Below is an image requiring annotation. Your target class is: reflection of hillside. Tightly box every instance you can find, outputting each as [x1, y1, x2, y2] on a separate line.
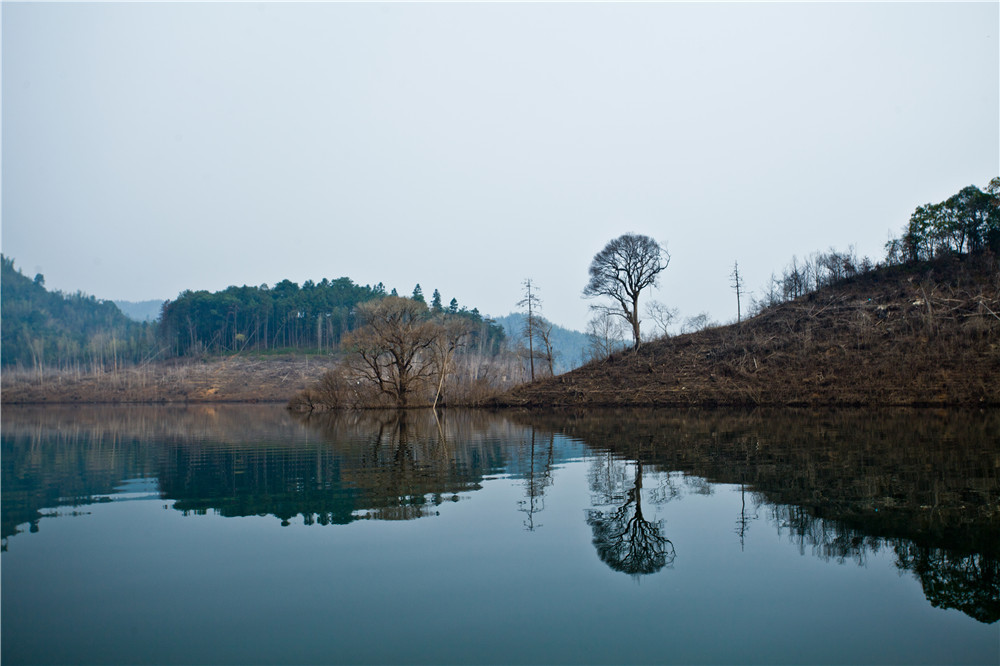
[5, 405, 996, 622]
[2, 407, 162, 543]
[516, 407, 1000, 622]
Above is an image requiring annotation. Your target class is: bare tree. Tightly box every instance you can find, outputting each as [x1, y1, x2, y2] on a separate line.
[583, 233, 669, 347]
[585, 311, 626, 361]
[681, 312, 716, 334]
[517, 278, 542, 381]
[644, 300, 678, 340]
[535, 317, 556, 376]
[731, 261, 745, 324]
[343, 296, 439, 408]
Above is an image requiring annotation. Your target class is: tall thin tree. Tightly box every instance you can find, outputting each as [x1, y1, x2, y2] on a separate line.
[731, 261, 745, 324]
[517, 279, 541, 381]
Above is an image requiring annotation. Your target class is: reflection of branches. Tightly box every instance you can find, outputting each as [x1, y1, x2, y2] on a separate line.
[519, 431, 555, 531]
[587, 462, 675, 575]
[649, 472, 682, 505]
[588, 452, 631, 505]
[734, 484, 761, 550]
[771, 504, 884, 564]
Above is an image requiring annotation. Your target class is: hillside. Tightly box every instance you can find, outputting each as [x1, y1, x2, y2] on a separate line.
[0, 256, 153, 369]
[497, 255, 1000, 407]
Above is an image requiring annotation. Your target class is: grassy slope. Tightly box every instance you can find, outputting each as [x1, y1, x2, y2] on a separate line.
[497, 255, 1000, 407]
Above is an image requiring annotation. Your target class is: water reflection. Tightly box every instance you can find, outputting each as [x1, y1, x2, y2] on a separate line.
[2, 405, 997, 623]
[518, 408, 1000, 621]
[587, 458, 676, 575]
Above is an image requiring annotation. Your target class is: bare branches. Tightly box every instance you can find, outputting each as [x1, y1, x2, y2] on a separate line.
[583, 233, 669, 347]
[344, 296, 440, 408]
[644, 300, 678, 341]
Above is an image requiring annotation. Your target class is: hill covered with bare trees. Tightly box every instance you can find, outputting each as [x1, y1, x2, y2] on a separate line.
[497, 253, 1000, 408]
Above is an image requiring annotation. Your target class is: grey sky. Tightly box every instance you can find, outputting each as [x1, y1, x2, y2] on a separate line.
[3, 2, 997, 332]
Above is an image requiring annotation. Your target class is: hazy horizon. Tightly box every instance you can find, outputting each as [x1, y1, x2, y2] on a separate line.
[3, 2, 997, 331]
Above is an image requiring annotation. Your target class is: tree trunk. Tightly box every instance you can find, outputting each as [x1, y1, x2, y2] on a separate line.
[631, 297, 641, 347]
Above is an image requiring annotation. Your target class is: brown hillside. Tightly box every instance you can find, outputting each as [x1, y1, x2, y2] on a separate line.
[497, 255, 1000, 407]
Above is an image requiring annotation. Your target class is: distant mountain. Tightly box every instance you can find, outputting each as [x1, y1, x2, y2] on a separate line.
[494, 313, 588, 374]
[114, 300, 165, 322]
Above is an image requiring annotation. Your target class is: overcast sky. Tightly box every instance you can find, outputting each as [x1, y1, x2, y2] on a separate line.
[3, 2, 997, 332]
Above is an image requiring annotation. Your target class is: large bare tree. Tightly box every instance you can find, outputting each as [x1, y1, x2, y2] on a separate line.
[344, 296, 439, 408]
[583, 233, 669, 347]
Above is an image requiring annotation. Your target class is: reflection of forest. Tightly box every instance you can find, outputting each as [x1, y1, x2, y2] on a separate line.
[1, 406, 558, 539]
[516, 408, 1000, 623]
[2, 406, 168, 543]
[3, 405, 997, 622]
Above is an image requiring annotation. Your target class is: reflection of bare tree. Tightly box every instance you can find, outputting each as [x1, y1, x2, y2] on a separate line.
[587, 460, 675, 575]
[350, 412, 444, 520]
[734, 483, 758, 550]
[518, 431, 555, 530]
[734, 440, 761, 550]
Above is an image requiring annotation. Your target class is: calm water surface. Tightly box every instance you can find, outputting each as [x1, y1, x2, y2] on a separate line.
[2, 405, 997, 665]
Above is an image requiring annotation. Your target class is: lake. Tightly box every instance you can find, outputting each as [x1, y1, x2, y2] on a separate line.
[2, 405, 997, 665]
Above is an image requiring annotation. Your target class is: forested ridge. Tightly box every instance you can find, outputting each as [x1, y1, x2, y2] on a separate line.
[1, 256, 504, 369]
[159, 280, 504, 357]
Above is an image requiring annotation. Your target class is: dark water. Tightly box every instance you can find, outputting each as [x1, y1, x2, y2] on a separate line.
[2, 405, 997, 665]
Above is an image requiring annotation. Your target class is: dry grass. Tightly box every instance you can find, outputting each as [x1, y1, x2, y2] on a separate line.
[1, 355, 329, 404]
[498, 254, 1000, 408]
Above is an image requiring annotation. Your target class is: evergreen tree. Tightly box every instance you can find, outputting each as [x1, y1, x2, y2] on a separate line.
[412, 284, 426, 303]
[431, 288, 443, 311]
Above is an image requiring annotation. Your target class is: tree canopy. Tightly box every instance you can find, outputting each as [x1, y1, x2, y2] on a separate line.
[889, 181, 999, 262]
[583, 233, 669, 347]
